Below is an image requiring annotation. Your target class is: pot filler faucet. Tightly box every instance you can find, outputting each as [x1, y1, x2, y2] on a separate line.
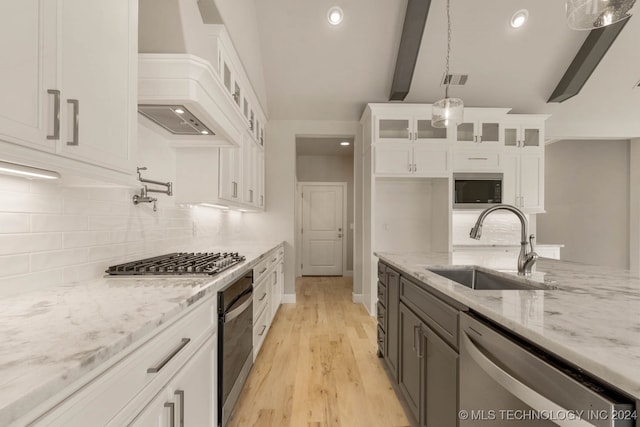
[469, 204, 538, 276]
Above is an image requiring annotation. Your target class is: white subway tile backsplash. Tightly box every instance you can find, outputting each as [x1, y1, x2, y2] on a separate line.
[0, 233, 63, 255]
[0, 213, 30, 233]
[0, 190, 63, 214]
[31, 248, 88, 271]
[0, 180, 254, 296]
[88, 242, 145, 262]
[31, 214, 88, 232]
[63, 231, 112, 248]
[0, 255, 29, 277]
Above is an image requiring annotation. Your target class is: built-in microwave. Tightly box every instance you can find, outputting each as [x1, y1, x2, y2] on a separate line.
[453, 173, 503, 209]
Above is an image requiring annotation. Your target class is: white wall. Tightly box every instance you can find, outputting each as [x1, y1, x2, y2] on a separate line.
[0, 124, 258, 297]
[630, 139, 640, 274]
[296, 154, 354, 271]
[212, 0, 268, 112]
[374, 179, 449, 253]
[538, 139, 630, 269]
[252, 120, 361, 299]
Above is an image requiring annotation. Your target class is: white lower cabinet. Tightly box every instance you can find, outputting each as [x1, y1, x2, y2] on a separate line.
[28, 296, 216, 427]
[252, 246, 285, 360]
[128, 334, 216, 427]
[502, 152, 544, 212]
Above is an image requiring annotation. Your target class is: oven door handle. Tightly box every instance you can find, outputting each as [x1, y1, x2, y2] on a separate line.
[225, 291, 253, 323]
[461, 332, 592, 427]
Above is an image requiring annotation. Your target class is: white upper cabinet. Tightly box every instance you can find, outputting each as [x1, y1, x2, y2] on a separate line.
[502, 115, 548, 150]
[452, 108, 509, 146]
[57, 0, 137, 173]
[502, 152, 545, 212]
[0, 0, 57, 152]
[376, 114, 448, 143]
[0, 0, 137, 178]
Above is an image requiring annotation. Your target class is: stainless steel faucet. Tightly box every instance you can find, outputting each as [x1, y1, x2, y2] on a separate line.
[469, 204, 538, 276]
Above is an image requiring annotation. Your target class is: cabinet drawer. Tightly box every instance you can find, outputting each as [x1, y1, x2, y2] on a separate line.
[253, 275, 270, 320]
[400, 278, 458, 349]
[253, 257, 270, 283]
[377, 262, 386, 281]
[453, 151, 500, 171]
[34, 296, 216, 427]
[376, 301, 386, 327]
[253, 302, 270, 360]
[377, 325, 385, 355]
[377, 281, 387, 306]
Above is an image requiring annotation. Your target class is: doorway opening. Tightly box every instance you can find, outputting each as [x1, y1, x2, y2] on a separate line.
[295, 136, 355, 279]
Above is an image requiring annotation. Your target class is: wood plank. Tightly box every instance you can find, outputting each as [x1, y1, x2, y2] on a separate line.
[228, 277, 410, 427]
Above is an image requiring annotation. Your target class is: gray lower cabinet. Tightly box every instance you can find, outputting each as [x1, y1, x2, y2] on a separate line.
[424, 326, 458, 427]
[399, 302, 422, 422]
[399, 301, 459, 427]
[385, 267, 400, 380]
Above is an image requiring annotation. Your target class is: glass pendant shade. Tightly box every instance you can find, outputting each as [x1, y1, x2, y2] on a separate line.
[566, 0, 635, 30]
[432, 97, 464, 128]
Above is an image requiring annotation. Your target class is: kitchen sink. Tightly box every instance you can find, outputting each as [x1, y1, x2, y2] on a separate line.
[427, 267, 551, 291]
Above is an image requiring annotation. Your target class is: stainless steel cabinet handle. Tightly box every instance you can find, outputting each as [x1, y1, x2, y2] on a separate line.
[468, 157, 488, 160]
[413, 325, 420, 354]
[259, 267, 267, 274]
[232, 181, 237, 198]
[338, 233, 343, 238]
[408, 163, 412, 172]
[259, 292, 267, 302]
[147, 338, 190, 373]
[164, 402, 175, 427]
[47, 90, 60, 140]
[260, 195, 264, 206]
[249, 189, 253, 203]
[174, 390, 184, 427]
[271, 257, 277, 263]
[258, 325, 267, 336]
[67, 99, 79, 146]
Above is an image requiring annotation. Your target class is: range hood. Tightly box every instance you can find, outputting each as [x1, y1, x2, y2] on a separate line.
[137, 0, 242, 147]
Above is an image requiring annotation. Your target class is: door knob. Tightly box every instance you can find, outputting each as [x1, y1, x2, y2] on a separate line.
[338, 234, 343, 238]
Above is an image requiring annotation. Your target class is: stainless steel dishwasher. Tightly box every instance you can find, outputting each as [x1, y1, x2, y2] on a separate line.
[460, 312, 635, 427]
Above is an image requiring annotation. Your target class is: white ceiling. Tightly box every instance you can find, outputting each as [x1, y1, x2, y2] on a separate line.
[253, 0, 640, 139]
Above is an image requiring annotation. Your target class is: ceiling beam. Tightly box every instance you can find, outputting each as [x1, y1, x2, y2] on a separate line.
[547, 18, 629, 103]
[389, 0, 432, 101]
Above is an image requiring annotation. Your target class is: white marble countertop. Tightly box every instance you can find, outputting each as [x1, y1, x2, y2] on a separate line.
[453, 243, 565, 248]
[0, 242, 283, 426]
[375, 251, 640, 401]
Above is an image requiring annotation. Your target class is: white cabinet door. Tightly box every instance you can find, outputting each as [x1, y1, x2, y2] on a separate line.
[242, 137, 257, 205]
[219, 146, 242, 202]
[501, 152, 544, 212]
[519, 154, 543, 211]
[501, 153, 519, 207]
[57, 0, 136, 173]
[130, 335, 216, 427]
[0, 0, 57, 151]
[376, 117, 411, 142]
[414, 117, 448, 143]
[256, 149, 265, 209]
[374, 144, 412, 175]
[412, 146, 449, 176]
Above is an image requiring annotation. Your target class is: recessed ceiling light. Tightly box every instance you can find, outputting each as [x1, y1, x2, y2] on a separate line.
[328, 6, 343, 25]
[510, 9, 529, 28]
[340, 141, 351, 146]
[201, 130, 209, 135]
[174, 108, 185, 114]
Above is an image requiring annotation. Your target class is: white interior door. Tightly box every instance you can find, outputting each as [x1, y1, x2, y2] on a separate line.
[301, 184, 344, 276]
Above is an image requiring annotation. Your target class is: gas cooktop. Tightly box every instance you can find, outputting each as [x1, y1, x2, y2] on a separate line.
[106, 252, 245, 276]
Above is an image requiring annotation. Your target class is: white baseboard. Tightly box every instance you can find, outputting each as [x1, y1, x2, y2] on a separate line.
[282, 294, 296, 304]
[351, 293, 364, 304]
[343, 270, 353, 277]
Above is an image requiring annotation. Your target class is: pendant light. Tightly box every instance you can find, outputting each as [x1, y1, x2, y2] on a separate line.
[432, 0, 463, 128]
[566, 0, 636, 30]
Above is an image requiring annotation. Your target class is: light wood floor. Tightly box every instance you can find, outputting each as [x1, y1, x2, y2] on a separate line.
[228, 276, 410, 427]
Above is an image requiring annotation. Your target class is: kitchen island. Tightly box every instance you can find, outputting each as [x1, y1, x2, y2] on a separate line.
[376, 251, 640, 403]
[0, 242, 283, 426]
